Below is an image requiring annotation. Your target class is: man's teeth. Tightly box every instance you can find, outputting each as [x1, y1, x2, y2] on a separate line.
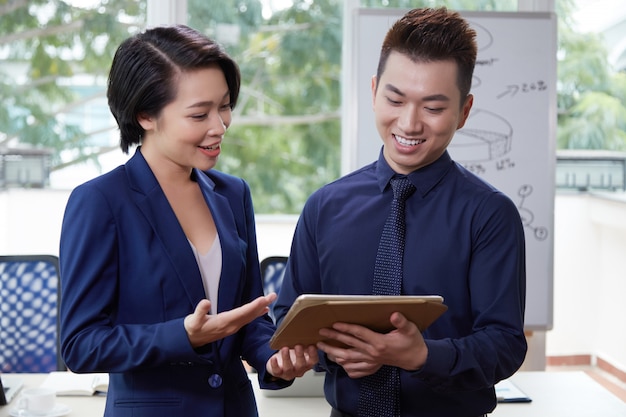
[395, 135, 424, 146]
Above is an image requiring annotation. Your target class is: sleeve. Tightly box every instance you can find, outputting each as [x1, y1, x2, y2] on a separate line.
[272, 194, 334, 372]
[415, 192, 527, 392]
[234, 179, 292, 389]
[59, 184, 203, 373]
[273, 193, 323, 327]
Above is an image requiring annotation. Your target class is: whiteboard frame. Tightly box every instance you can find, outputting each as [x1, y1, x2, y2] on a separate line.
[342, 8, 556, 330]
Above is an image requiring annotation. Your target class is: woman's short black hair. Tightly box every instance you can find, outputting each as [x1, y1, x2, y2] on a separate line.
[107, 25, 241, 153]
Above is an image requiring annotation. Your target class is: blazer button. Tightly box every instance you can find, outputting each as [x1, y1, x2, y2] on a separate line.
[208, 373, 223, 388]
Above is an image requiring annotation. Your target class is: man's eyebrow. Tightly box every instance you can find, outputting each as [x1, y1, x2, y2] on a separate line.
[423, 94, 450, 102]
[384, 83, 405, 97]
[383, 84, 450, 102]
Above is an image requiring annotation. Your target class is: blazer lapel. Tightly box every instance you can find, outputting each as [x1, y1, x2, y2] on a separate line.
[193, 169, 245, 314]
[125, 150, 205, 307]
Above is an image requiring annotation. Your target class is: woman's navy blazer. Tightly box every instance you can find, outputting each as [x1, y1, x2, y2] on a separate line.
[59, 148, 286, 417]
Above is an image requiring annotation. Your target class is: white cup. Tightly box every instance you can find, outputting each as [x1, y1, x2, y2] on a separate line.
[17, 387, 56, 416]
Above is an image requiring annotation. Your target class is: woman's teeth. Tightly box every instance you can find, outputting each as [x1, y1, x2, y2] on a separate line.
[394, 135, 424, 146]
[201, 144, 219, 150]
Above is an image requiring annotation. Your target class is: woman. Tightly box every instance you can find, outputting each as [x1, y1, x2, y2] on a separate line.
[59, 25, 317, 417]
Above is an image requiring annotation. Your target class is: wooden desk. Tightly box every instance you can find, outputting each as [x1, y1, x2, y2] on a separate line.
[2, 371, 625, 417]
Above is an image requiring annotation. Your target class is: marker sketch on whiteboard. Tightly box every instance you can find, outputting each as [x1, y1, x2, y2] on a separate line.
[517, 184, 549, 241]
[449, 109, 513, 163]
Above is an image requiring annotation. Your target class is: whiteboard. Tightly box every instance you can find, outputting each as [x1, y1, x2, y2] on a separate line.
[343, 9, 556, 330]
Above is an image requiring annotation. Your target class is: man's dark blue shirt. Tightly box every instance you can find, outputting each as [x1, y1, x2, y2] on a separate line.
[274, 150, 527, 417]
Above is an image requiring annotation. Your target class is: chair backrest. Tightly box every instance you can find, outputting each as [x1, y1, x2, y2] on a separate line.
[260, 256, 288, 321]
[0, 255, 65, 373]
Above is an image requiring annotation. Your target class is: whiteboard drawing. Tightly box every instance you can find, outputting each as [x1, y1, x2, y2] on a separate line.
[448, 21, 513, 164]
[517, 184, 549, 241]
[471, 21, 493, 52]
[449, 109, 513, 163]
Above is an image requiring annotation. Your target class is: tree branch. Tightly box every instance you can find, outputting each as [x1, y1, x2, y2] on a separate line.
[236, 111, 340, 126]
[0, 20, 85, 46]
[0, 0, 28, 18]
[257, 23, 312, 33]
[51, 145, 119, 171]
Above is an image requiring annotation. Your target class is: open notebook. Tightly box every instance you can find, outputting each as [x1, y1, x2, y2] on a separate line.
[41, 371, 108, 396]
[0, 374, 23, 405]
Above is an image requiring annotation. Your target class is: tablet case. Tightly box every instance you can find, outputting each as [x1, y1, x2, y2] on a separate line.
[270, 294, 447, 349]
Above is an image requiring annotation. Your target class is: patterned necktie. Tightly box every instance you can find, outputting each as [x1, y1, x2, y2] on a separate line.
[358, 176, 415, 417]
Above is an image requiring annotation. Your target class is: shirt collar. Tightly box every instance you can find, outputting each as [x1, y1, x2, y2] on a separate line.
[375, 147, 454, 197]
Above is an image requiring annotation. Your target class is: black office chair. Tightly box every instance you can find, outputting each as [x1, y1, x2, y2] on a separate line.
[260, 256, 288, 321]
[0, 255, 66, 372]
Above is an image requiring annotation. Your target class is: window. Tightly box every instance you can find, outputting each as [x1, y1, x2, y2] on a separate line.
[2, 1, 624, 212]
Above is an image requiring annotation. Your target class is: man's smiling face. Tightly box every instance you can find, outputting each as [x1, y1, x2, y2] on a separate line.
[372, 51, 473, 175]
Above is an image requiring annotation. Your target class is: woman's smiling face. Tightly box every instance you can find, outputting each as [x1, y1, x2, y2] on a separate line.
[372, 51, 473, 175]
[139, 65, 233, 173]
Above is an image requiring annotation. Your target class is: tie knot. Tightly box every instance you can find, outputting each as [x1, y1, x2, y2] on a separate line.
[390, 176, 415, 202]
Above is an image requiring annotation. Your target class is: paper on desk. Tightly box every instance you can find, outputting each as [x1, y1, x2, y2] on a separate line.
[495, 378, 532, 403]
[41, 371, 108, 396]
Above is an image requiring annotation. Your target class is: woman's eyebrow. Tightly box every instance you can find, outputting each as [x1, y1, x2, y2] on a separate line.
[186, 91, 230, 109]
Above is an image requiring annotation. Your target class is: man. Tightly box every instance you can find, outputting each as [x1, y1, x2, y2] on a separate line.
[274, 7, 527, 417]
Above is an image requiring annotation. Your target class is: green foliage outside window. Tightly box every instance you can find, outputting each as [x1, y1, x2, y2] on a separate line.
[1, 0, 625, 213]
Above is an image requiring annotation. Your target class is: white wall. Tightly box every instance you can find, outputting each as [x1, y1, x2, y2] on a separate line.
[255, 214, 298, 261]
[0, 189, 69, 256]
[547, 193, 626, 370]
[2, 188, 625, 374]
[548, 194, 599, 355]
